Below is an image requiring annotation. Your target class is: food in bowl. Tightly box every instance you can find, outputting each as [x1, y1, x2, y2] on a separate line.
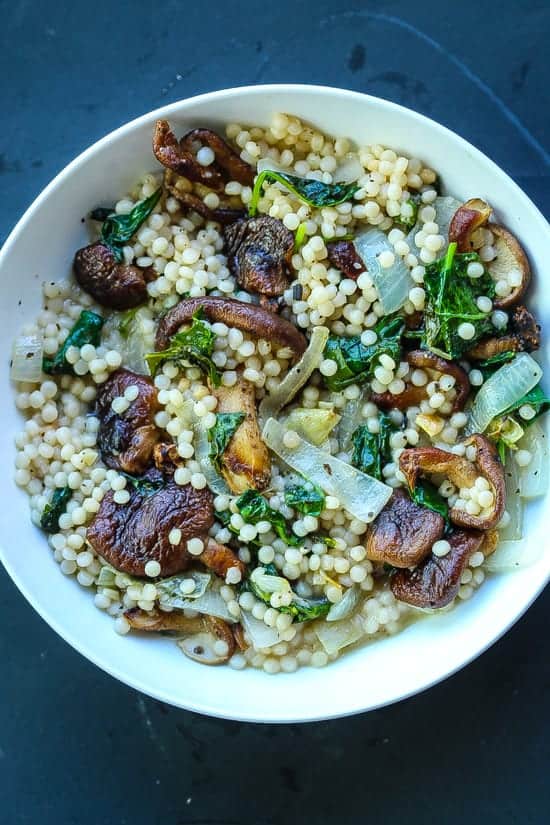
[10, 111, 548, 674]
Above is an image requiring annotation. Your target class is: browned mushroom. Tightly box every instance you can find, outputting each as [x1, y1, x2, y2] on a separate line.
[87, 469, 214, 577]
[390, 528, 485, 608]
[399, 434, 506, 531]
[73, 241, 156, 310]
[125, 608, 236, 664]
[326, 240, 366, 280]
[371, 350, 470, 413]
[180, 128, 255, 186]
[467, 305, 540, 360]
[155, 296, 307, 356]
[96, 369, 161, 474]
[211, 378, 271, 493]
[365, 489, 445, 568]
[201, 538, 247, 581]
[448, 198, 493, 252]
[164, 169, 246, 225]
[224, 216, 294, 297]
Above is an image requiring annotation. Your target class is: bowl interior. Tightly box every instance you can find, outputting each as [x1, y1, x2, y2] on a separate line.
[1, 85, 549, 722]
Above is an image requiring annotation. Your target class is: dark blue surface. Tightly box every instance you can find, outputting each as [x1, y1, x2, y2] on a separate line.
[1, 1, 549, 823]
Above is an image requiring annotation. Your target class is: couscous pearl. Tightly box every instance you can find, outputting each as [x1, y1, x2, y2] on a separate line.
[187, 537, 204, 556]
[457, 322, 476, 340]
[432, 539, 451, 558]
[514, 450, 532, 467]
[144, 560, 161, 577]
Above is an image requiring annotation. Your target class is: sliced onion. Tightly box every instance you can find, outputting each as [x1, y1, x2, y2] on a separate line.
[193, 417, 231, 496]
[259, 326, 329, 422]
[334, 153, 363, 183]
[250, 567, 292, 596]
[519, 420, 549, 499]
[406, 195, 461, 255]
[240, 609, 282, 648]
[173, 589, 236, 623]
[499, 454, 523, 541]
[326, 586, 361, 622]
[156, 572, 211, 607]
[466, 353, 543, 434]
[284, 407, 340, 446]
[353, 229, 413, 313]
[337, 388, 368, 450]
[256, 157, 289, 175]
[314, 615, 363, 654]
[262, 417, 392, 523]
[485, 540, 542, 572]
[11, 334, 44, 382]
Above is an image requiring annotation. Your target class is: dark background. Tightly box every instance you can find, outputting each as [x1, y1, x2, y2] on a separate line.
[1, 1, 549, 823]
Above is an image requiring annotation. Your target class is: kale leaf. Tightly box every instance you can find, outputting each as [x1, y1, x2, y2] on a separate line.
[284, 482, 325, 516]
[393, 193, 421, 231]
[145, 309, 221, 385]
[350, 412, 396, 481]
[423, 242, 495, 359]
[249, 170, 359, 217]
[42, 310, 104, 375]
[208, 412, 246, 472]
[409, 480, 450, 524]
[323, 314, 405, 391]
[120, 472, 164, 496]
[246, 563, 330, 623]
[40, 486, 72, 533]
[100, 188, 162, 262]
[236, 489, 302, 547]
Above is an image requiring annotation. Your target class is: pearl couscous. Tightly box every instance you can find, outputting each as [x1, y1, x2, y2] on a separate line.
[10, 113, 547, 674]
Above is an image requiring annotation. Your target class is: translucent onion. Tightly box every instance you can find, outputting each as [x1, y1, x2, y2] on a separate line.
[10, 334, 44, 383]
[406, 195, 462, 256]
[326, 586, 361, 622]
[172, 589, 236, 623]
[156, 572, 211, 607]
[240, 609, 282, 648]
[466, 353, 543, 434]
[336, 388, 368, 450]
[314, 615, 363, 654]
[334, 153, 363, 183]
[485, 540, 542, 572]
[250, 567, 292, 596]
[353, 229, 413, 313]
[519, 420, 549, 500]
[262, 417, 392, 523]
[499, 454, 523, 541]
[259, 326, 329, 422]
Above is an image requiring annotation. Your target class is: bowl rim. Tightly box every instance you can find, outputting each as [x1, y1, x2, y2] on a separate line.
[1, 83, 549, 723]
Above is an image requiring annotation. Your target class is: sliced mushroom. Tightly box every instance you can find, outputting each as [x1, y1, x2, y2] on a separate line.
[211, 378, 271, 494]
[155, 296, 307, 356]
[73, 241, 156, 309]
[201, 538, 247, 581]
[448, 198, 493, 252]
[326, 240, 366, 280]
[96, 369, 161, 474]
[371, 350, 470, 413]
[153, 441, 182, 473]
[164, 169, 246, 225]
[399, 434, 506, 531]
[488, 224, 531, 309]
[179, 128, 255, 186]
[125, 608, 235, 664]
[87, 471, 214, 576]
[365, 489, 445, 568]
[224, 216, 294, 296]
[467, 305, 540, 360]
[390, 528, 485, 608]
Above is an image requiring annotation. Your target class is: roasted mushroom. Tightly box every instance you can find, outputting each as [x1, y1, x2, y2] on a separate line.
[467, 305, 540, 360]
[371, 350, 470, 413]
[155, 296, 307, 356]
[390, 528, 485, 609]
[87, 469, 214, 577]
[399, 434, 505, 531]
[73, 241, 156, 310]
[201, 538, 247, 581]
[224, 216, 294, 297]
[365, 489, 445, 568]
[125, 608, 236, 664]
[326, 240, 366, 280]
[96, 369, 161, 474]
[211, 378, 271, 494]
[164, 169, 246, 225]
[449, 198, 531, 309]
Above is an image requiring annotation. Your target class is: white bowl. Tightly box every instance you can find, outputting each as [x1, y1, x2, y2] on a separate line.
[1, 84, 549, 722]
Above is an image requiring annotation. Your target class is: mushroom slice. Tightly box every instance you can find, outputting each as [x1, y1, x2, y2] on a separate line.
[201, 539, 247, 581]
[224, 216, 294, 297]
[164, 169, 246, 225]
[177, 616, 236, 665]
[467, 305, 540, 360]
[180, 128, 255, 186]
[448, 198, 493, 252]
[96, 369, 161, 474]
[391, 528, 484, 608]
[211, 378, 271, 494]
[371, 350, 470, 413]
[365, 489, 445, 568]
[153, 441, 183, 473]
[488, 225, 531, 309]
[153, 120, 224, 191]
[125, 606, 202, 632]
[326, 240, 366, 280]
[155, 296, 307, 357]
[399, 434, 506, 531]
[87, 473, 214, 577]
[73, 241, 156, 309]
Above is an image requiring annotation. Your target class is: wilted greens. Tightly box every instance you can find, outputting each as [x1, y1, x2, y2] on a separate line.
[409, 480, 449, 524]
[208, 412, 246, 472]
[99, 188, 162, 262]
[351, 412, 396, 481]
[145, 309, 221, 385]
[246, 563, 330, 622]
[42, 310, 104, 375]
[40, 486, 72, 533]
[236, 489, 302, 547]
[323, 314, 404, 391]
[284, 482, 325, 516]
[249, 170, 359, 217]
